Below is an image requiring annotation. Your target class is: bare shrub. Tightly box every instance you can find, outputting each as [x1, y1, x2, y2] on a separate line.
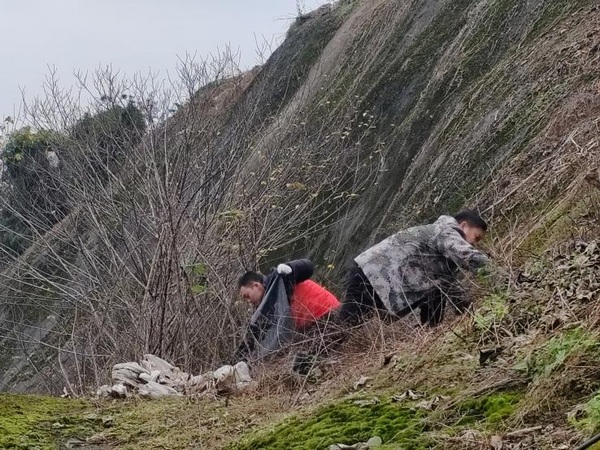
[0, 49, 385, 393]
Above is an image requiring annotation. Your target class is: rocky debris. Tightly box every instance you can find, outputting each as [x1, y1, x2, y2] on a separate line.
[211, 362, 253, 393]
[568, 404, 587, 421]
[141, 354, 175, 374]
[413, 394, 450, 411]
[490, 434, 503, 450]
[138, 381, 180, 399]
[353, 397, 380, 407]
[96, 383, 128, 399]
[112, 362, 149, 387]
[391, 389, 447, 411]
[329, 436, 382, 450]
[392, 389, 425, 402]
[97, 354, 252, 399]
[353, 375, 371, 390]
[86, 432, 109, 445]
[64, 438, 86, 449]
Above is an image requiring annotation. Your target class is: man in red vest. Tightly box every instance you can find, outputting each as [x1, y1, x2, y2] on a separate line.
[238, 259, 340, 332]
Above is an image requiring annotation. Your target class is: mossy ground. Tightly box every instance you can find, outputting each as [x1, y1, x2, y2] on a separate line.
[0, 391, 301, 449]
[0, 334, 528, 450]
[229, 367, 526, 450]
[230, 398, 430, 450]
[456, 392, 522, 427]
[0, 310, 592, 450]
[0, 394, 100, 449]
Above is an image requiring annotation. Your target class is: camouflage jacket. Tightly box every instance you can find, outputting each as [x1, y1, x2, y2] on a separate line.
[354, 215, 489, 314]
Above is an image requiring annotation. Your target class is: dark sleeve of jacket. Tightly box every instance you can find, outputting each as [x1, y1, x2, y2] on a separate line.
[233, 335, 254, 363]
[286, 259, 314, 284]
[436, 227, 489, 272]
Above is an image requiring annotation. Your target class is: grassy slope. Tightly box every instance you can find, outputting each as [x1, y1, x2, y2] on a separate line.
[4, 216, 600, 448]
[2, 225, 600, 450]
[2, 0, 600, 448]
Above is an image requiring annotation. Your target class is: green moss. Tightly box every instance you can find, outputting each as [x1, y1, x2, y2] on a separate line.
[517, 197, 592, 257]
[459, 0, 523, 83]
[0, 394, 99, 449]
[573, 388, 600, 434]
[527, 0, 593, 42]
[230, 398, 432, 450]
[457, 392, 523, 427]
[575, 392, 600, 433]
[102, 397, 213, 449]
[474, 293, 509, 333]
[515, 327, 600, 380]
[232, 388, 529, 450]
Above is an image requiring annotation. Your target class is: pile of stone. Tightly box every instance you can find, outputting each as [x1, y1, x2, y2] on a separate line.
[96, 354, 252, 399]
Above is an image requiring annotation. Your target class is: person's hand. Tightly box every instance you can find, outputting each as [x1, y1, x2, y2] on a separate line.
[277, 264, 292, 275]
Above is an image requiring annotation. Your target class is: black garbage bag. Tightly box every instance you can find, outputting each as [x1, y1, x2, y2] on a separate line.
[236, 273, 297, 360]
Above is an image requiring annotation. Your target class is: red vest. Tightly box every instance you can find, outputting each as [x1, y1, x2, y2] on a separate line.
[290, 280, 340, 330]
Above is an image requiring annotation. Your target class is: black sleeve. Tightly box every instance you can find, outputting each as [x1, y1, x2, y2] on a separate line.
[233, 339, 249, 362]
[233, 332, 256, 363]
[286, 259, 314, 284]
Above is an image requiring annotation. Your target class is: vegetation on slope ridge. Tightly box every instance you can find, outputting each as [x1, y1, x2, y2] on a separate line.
[1, 0, 600, 448]
[2, 230, 600, 447]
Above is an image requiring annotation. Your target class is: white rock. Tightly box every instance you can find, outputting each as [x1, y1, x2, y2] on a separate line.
[366, 436, 382, 447]
[46, 150, 59, 168]
[96, 385, 112, 398]
[353, 376, 371, 390]
[138, 380, 182, 399]
[212, 365, 232, 379]
[150, 370, 161, 382]
[141, 354, 176, 373]
[138, 372, 152, 383]
[111, 384, 128, 398]
[188, 374, 207, 388]
[112, 362, 150, 387]
[490, 435, 503, 450]
[100, 356, 251, 400]
[213, 361, 252, 392]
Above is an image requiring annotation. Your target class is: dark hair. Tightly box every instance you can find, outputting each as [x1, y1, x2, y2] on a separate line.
[238, 271, 263, 288]
[454, 210, 488, 231]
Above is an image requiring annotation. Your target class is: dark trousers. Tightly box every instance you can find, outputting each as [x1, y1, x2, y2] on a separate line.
[417, 282, 470, 326]
[418, 292, 446, 326]
[338, 265, 386, 326]
[339, 265, 467, 327]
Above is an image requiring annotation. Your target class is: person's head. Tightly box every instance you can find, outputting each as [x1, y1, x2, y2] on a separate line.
[454, 210, 488, 245]
[238, 271, 265, 307]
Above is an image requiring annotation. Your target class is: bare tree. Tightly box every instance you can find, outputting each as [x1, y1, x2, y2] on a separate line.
[0, 48, 385, 393]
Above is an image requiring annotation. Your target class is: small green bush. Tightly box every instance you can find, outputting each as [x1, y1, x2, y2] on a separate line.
[474, 293, 509, 332]
[514, 327, 599, 379]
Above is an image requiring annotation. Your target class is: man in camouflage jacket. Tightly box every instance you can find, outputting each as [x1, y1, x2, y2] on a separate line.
[339, 210, 489, 326]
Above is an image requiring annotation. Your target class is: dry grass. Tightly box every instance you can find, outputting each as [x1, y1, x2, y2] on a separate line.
[2, 1, 600, 448]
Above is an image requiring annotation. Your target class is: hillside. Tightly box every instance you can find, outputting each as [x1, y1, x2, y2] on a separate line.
[1, 0, 600, 448]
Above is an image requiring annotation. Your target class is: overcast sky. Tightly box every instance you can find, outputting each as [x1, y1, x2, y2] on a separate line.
[1, 0, 329, 122]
